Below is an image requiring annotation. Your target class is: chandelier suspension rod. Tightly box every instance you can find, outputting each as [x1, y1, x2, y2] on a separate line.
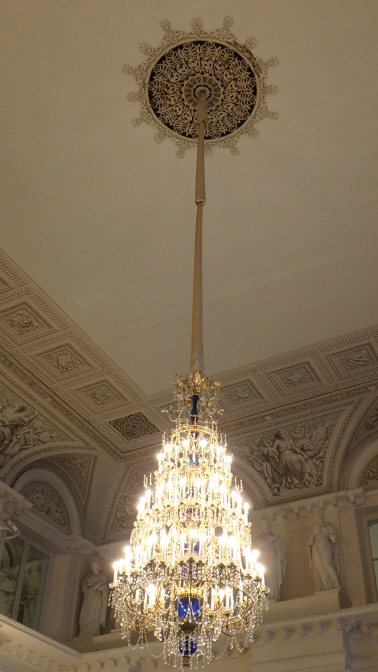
[190, 89, 208, 374]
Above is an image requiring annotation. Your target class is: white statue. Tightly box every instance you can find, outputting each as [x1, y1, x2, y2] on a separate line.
[258, 517, 287, 601]
[308, 511, 340, 592]
[79, 561, 109, 637]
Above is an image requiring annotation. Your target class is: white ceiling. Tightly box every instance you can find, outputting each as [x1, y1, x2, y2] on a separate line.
[1, 0, 378, 395]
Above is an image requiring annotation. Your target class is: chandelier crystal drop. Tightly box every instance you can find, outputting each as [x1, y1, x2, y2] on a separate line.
[111, 62, 269, 669]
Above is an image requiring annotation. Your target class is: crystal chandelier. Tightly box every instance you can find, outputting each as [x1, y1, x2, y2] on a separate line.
[111, 26, 271, 669]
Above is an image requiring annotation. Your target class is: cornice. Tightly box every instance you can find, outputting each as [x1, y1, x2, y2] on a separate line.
[1, 249, 378, 511]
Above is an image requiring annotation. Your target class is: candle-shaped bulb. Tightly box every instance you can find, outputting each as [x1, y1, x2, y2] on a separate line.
[146, 489, 151, 509]
[113, 561, 119, 584]
[243, 502, 250, 521]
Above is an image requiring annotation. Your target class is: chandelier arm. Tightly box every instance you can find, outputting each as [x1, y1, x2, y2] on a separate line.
[190, 90, 208, 375]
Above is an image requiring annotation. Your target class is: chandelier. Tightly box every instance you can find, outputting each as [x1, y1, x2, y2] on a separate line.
[110, 18, 277, 669]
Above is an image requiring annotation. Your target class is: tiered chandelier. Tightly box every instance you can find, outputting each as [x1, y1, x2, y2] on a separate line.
[111, 19, 275, 669]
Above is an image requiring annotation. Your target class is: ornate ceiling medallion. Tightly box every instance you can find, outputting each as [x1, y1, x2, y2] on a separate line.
[123, 17, 279, 157]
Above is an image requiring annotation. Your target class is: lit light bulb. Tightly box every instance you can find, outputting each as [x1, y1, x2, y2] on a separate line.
[112, 561, 119, 584]
[243, 502, 250, 521]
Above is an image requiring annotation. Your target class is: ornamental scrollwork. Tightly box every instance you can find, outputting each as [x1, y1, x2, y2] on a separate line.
[21, 482, 70, 531]
[110, 469, 146, 534]
[109, 412, 159, 441]
[123, 17, 278, 157]
[361, 456, 378, 485]
[1, 308, 41, 336]
[51, 455, 93, 499]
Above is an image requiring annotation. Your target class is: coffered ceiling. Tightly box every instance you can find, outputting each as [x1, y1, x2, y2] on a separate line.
[1, 0, 378, 396]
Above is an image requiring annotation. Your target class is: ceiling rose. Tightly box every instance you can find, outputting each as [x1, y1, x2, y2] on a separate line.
[123, 17, 279, 157]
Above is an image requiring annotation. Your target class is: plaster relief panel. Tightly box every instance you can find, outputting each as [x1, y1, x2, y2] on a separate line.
[342, 395, 378, 452]
[109, 412, 160, 441]
[237, 411, 339, 497]
[329, 344, 378, 379]
[103, 464, 155, 542]
[20, 481, 71, 532]
[36, 344, 92, 378]
[47, 454, 95, 504]
[77, 381, 128, 408]
[0, 387, 67, 472]
[364, 405, 378, 432]
[0, 303, 51, 341]
[268, 362, 321, 394]
[361, 456, 378, 486]
[221, 380, 263, 407]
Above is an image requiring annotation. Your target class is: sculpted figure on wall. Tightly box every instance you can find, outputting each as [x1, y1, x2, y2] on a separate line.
[0, 391, 64, 468]
[241, 414, 337, 496]
[258, 518, 287, 601]
[0, 517, 19, 540]
[79, 561, 109, 637]
[308, 511, 341, 592]
[0, 401, 37, 464]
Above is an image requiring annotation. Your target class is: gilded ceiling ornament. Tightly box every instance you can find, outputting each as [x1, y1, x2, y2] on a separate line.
[123, 17, 279, 157]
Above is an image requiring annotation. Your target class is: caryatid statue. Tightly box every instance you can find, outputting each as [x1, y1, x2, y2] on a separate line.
[308, 510, 341, 592]
[79, 561, 109, 637]
[258, 517, 287, 601]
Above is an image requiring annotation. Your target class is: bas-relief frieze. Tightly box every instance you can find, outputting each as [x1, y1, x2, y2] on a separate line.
[0, 352, 114, 462]
[237, 412, 338, 496]
[20, 481, 70, 532]
[0, 387, 67, 472]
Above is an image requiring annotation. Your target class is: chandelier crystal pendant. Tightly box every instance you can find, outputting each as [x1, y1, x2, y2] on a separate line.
[111, 42, 269, 669]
